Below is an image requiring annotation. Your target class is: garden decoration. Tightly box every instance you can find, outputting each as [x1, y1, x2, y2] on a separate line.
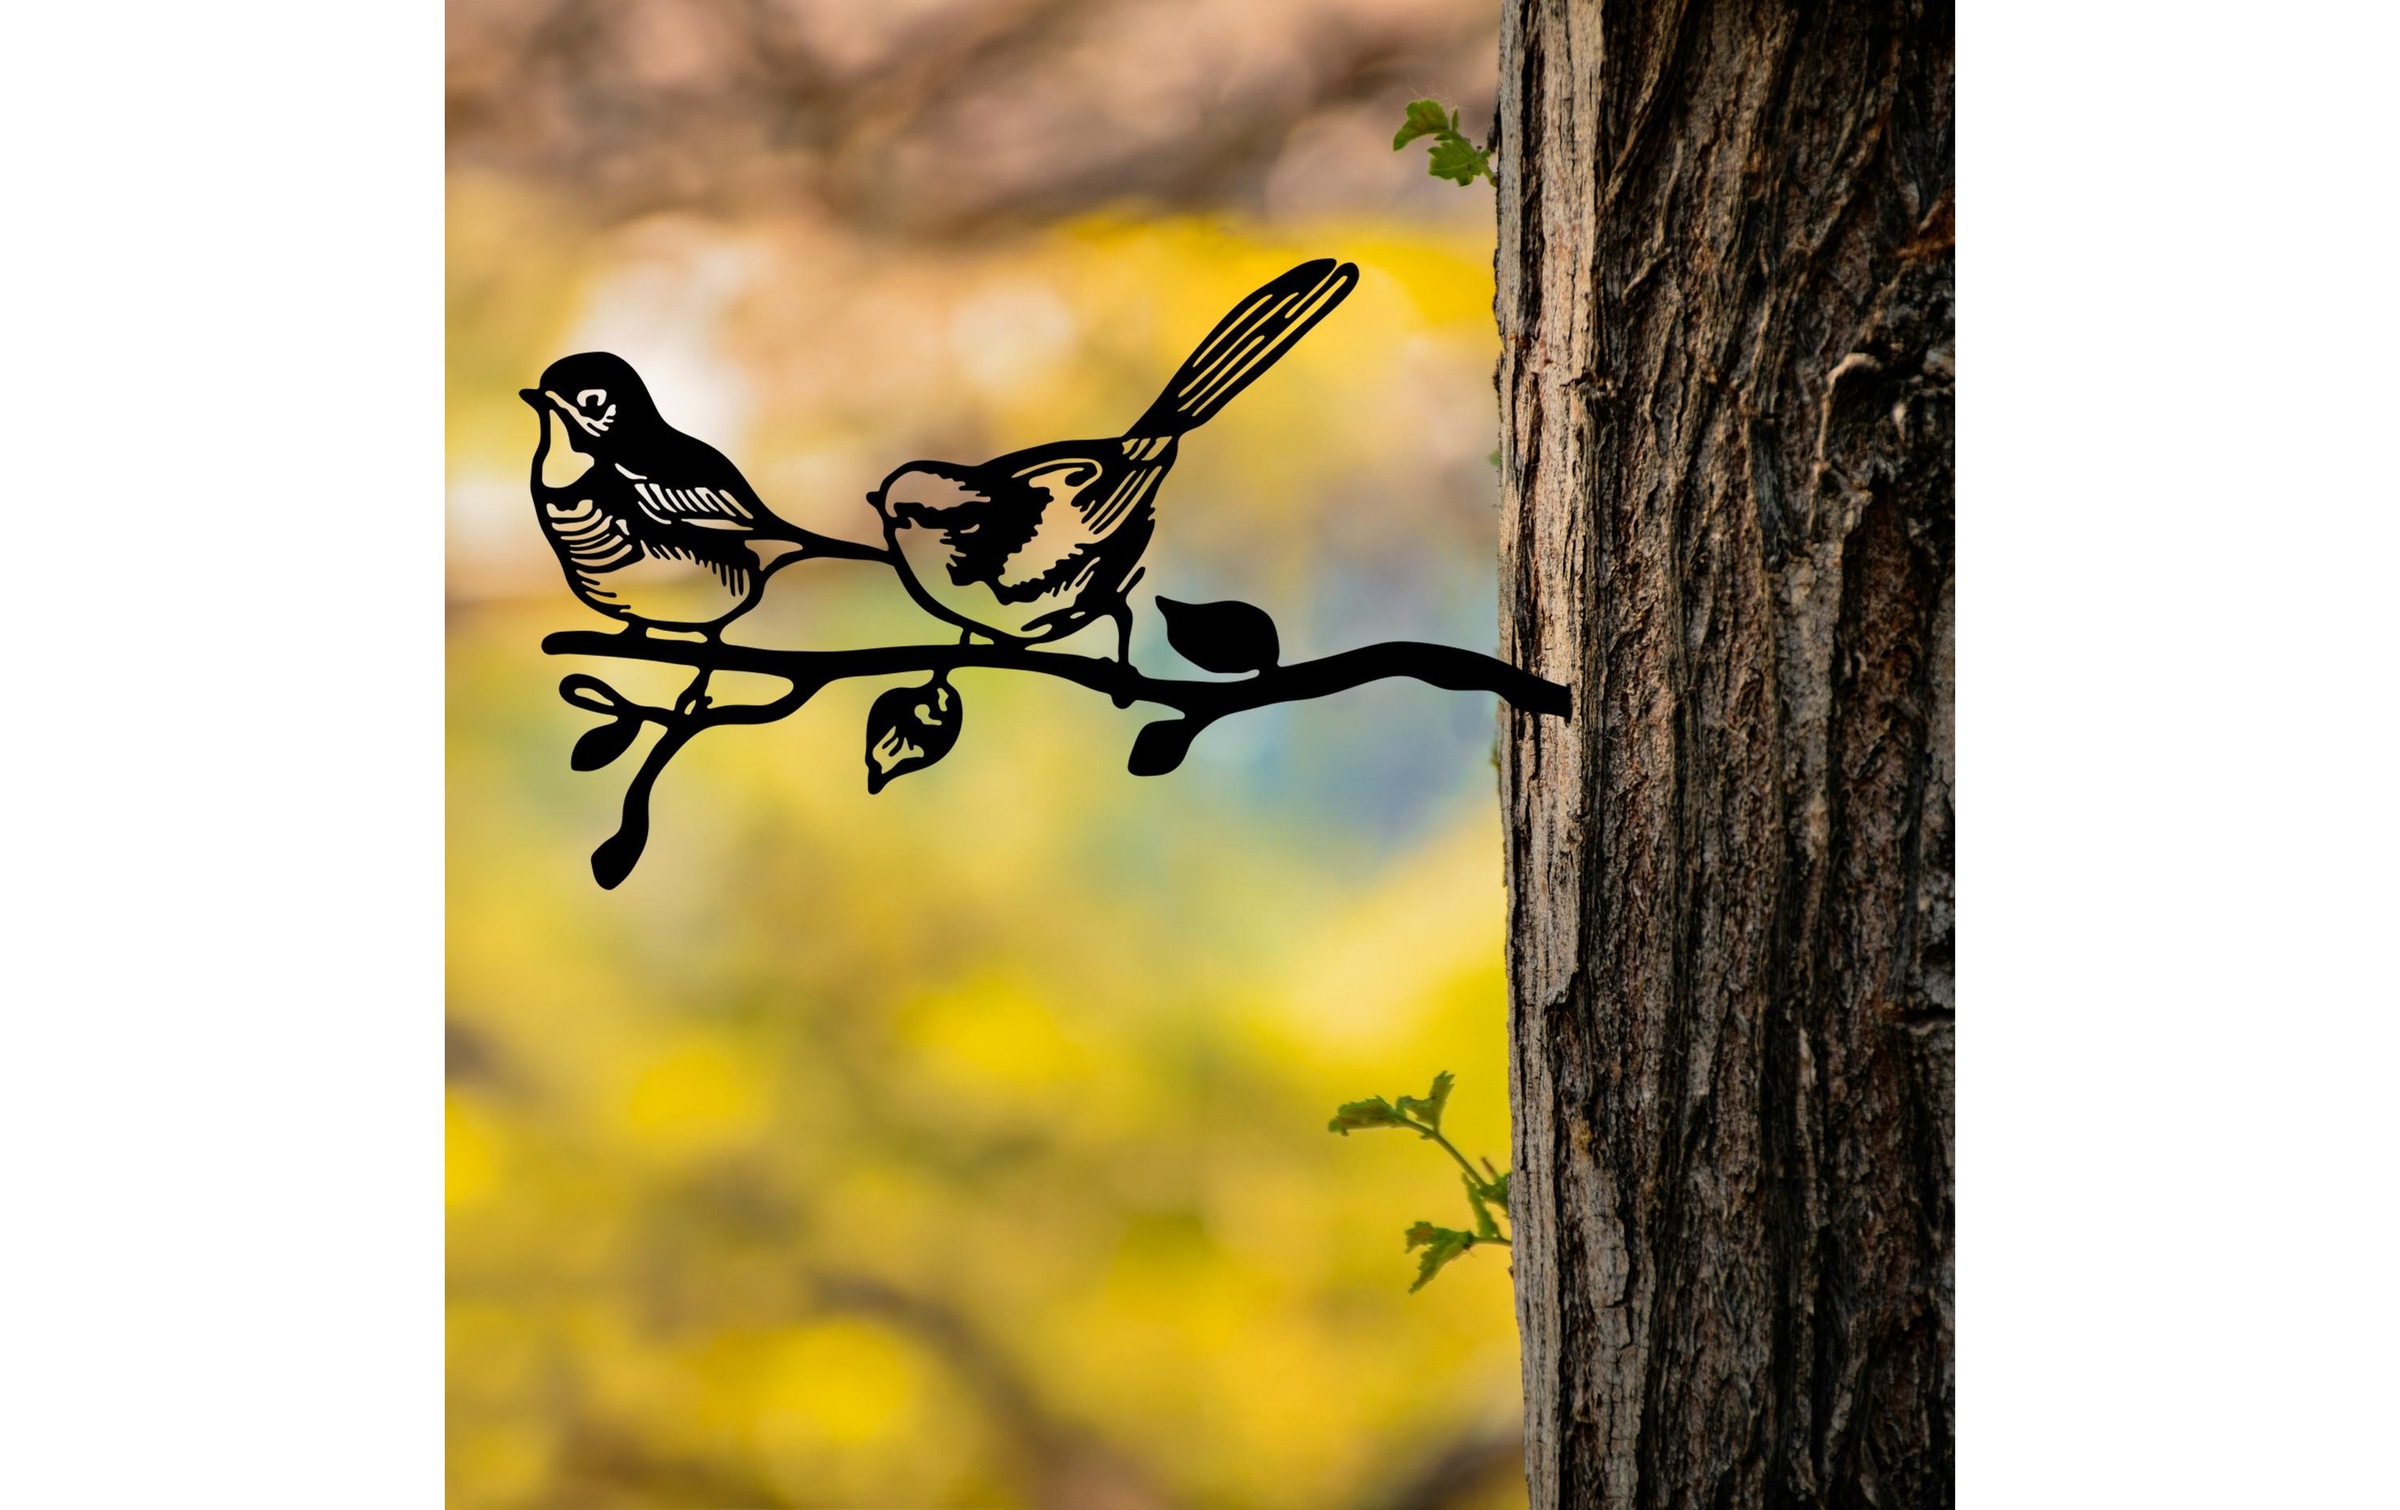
[527, 258, 1572, 887]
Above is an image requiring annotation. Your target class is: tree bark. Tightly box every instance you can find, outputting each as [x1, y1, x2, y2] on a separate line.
[1494, 4, 1953, 1507]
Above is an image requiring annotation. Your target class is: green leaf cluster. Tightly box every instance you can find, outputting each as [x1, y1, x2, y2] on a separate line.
[1392, 99, 1494, 187]
[1327, 1068, 1451, 1136]
[1404, 1222, 1476, 1292]
[1328, 1072, 1510, 1291]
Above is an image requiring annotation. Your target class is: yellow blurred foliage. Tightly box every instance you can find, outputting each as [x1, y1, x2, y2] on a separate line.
[621, 1036, 774, 1160]
[756, 1321, 927, 1447]
[448, 1092, 505, 1210]
[450, 178, 1524, 1508]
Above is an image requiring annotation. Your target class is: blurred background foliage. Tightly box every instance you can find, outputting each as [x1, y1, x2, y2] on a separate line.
[448, 1, 1518, 1505]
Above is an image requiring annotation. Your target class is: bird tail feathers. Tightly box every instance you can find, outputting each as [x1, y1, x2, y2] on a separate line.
[1125, 258, 1359, 440]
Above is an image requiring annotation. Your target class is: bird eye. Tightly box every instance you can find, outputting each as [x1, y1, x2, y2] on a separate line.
[578, 388, 607, 410]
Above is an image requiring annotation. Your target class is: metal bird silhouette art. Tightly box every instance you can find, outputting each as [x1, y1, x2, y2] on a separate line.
[522, 352, 887, 707]
[871, 259, 1357, 679]
[526, 259, 1572, 889]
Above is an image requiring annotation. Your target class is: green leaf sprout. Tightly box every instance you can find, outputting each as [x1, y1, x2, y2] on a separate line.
[1393, 99, 1495, 187]
[1331, 1072, 1511, 1290]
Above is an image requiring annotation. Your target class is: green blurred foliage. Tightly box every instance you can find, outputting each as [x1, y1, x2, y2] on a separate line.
[451, 177, 1523, 1506]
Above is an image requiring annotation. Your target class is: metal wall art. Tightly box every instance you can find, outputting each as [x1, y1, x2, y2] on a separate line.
[527, 259, 1571, 886]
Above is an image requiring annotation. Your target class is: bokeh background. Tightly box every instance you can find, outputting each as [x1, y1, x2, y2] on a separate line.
[447, 2, 1519, 1505]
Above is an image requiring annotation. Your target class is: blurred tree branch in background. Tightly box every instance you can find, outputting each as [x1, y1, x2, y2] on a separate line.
[810, 1270, 1168, 1510]
[817, 1270, 1524, 1510]
[1377, 1430, 1525, 1510]
[449, 0, 1498, 231]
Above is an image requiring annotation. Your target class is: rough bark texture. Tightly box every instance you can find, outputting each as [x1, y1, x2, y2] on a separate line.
[1494, 3, 1953, 1507]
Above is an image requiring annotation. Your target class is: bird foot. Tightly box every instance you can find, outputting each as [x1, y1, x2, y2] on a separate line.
[1109, 604, 1137, 708]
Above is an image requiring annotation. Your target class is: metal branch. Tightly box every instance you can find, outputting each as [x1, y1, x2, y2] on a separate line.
[543, 629, 1570, 721]
[541, 628, 1571, 887]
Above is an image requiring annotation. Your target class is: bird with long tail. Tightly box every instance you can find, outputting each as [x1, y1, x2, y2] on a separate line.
[867, 258, 1359, 704]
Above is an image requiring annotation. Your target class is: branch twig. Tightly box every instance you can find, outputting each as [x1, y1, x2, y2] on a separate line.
[545, 630, 1569, 720]
[541, 628, 1571, 887]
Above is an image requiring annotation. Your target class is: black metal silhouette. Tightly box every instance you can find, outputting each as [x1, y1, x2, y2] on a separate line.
[523, 352, 888, 709]
[529, 260, 1572, 888]
[871, 259, 1358, 685]
[545, 626, 1569, 887]
[1154, 597, 1280, 674]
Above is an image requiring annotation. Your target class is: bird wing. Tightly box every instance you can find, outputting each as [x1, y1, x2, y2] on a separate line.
[627, 471, 757, 532]
[625, 432, 803, 538]
[992, 453, 1157, 592]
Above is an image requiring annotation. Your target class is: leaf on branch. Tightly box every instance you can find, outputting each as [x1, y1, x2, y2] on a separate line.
[592, 816, 648, 891]
[558, 673, 629, 718]
[1156, 597, 1280, 674]
[1426, 136, 1494, 187]
[865, 677, 963, 793]
[1327, 1096, 1406, 1135]
[1126, 718, 1198, 777]
[1395, 1071, 1454, 1134]
[1403, 1222, 1477, 1292]
[1392, 98, 1453, 149]
[1391, 98, 1494, 187]
[571, 716, 642, 772]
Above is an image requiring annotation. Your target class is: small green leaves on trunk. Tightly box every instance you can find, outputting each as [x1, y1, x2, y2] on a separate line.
[1398, 1069, 1452, 1129]
[1329, 1072, 1510, 1290]
[1404, 1222, 1479, 1292]
[1393, 100, 1494, 187]
[1328, 1095, 1407, 1134]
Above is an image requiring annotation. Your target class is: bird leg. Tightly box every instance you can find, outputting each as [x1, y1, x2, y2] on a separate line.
[1106, 599, 1137, 708]
[674, 632, 716, 715]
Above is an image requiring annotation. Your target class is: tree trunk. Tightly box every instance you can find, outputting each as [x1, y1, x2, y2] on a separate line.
[1494, 3, 1954, 1507]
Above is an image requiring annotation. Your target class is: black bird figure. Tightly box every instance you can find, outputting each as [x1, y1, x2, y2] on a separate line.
[868, 259, 1359, 693]
[522, 352, 887, 709]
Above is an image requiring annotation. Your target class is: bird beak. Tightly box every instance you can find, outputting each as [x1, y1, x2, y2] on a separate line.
[519, 388, 545, 409]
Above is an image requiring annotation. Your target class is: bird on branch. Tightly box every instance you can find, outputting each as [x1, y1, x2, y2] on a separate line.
[521, 352, 887, 710]
[867, 258, 1359, 699]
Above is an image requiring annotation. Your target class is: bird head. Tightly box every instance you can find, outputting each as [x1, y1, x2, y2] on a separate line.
[518, 352, 657, 453]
